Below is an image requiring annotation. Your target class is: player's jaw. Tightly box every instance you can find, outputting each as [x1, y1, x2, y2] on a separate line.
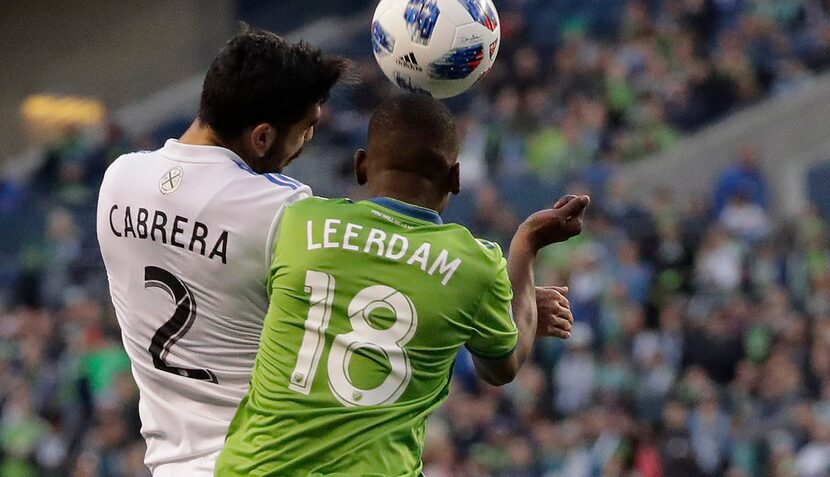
[242, 127, 308, 173]
[262, 104, 320, 173]
[261, 136, 306, 173]
[284, 145, 304, 166]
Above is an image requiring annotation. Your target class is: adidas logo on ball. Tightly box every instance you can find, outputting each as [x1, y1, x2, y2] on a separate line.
[396, 53, 423, 72]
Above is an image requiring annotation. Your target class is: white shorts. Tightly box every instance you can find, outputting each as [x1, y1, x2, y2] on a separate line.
[149, 450, 221, 477]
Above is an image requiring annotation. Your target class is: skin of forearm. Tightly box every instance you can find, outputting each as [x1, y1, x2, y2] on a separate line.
[505, 231, 539, 375]
[471, 230, 540, 386]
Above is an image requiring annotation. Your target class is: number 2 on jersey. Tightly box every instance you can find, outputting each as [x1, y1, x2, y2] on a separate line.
[289, 270, 418, 406]
[145, 266, 218, 383]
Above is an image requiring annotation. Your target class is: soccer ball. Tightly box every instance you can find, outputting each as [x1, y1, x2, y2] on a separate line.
[371, 0, 501, 99]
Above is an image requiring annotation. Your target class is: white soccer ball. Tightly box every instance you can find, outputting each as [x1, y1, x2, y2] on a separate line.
[371, 0, 501, 99]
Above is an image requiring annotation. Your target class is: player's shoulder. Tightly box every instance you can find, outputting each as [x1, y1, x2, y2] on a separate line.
[232, 164, 311, 195]
[285, 195, 338, 207]
[283, 196, 348, 218]
[225, 170, 312, 227]
[100, 149, 162, 188]
[453, 227, 505, 264]
[286, 196, 350, 210]
[105, 148, 158, 172]
[470, 236, 504, 259]
[206, 155, 312, 210]
[411, 224, 507, 290]
[419, 220, 506, 274]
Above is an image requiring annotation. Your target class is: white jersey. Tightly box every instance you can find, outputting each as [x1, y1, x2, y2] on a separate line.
[96, 139, 311, 470]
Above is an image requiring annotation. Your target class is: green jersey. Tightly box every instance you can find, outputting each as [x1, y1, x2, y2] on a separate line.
[216, 197, 517, 476]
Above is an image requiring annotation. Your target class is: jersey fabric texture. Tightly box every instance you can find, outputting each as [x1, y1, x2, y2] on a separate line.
[150, 449, 221, 477]
[216, 196, 517, 476]
[96, 139, 310, 471]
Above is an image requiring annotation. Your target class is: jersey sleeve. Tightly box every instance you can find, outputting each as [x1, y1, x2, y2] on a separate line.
[465, 255, 518, 360]
[264, 187, 313, 285]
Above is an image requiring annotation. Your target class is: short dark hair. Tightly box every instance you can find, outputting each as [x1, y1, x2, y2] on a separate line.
[367, 94, 459, 182]
[368, 93, 459, 165]
[199, 27, 347, 140]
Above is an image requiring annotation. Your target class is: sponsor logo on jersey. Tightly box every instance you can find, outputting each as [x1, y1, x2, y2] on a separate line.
[159, 166, 183, 195]
[489, 39, 498, 59]
[396, 52, 423, 72]
[371, 21, 395, 56]
[428, 43, 484, 80]
[404, 0, 441, 46]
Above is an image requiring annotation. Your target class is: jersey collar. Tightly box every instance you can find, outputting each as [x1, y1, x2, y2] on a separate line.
[161, 139, 242, 164]
[365, 197, 443, 225]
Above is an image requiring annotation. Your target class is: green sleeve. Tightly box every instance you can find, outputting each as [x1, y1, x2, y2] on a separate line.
[465, 256, 518, 359]
[266, 198, 316, 297]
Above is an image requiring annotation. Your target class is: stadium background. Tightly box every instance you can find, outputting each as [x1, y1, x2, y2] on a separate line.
[3, 0, 830, 476]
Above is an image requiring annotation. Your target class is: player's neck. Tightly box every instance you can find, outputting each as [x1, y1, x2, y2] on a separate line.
[179, 120, 256, 167]
[179, 120, 238, 152]
[369, 177, 446, 214]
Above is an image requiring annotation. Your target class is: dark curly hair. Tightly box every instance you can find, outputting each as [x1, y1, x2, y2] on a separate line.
[198, 26, 348, 140]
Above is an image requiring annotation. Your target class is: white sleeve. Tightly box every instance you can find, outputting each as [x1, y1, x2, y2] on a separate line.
[263, 185, 313, 272]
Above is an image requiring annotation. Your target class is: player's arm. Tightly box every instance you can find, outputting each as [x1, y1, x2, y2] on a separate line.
[470, 195, 590, 386]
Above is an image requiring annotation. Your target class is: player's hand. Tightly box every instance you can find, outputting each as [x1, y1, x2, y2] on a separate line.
[535, 285, 573, 338]
[517, 194, 590, 251]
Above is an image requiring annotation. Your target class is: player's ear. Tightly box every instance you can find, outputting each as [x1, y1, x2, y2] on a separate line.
[354, 149, 368, 185]
[449, 162, 460, 195]
[250, 123, 276, 158]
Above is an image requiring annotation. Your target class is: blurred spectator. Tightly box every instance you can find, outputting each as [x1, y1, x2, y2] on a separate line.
[714, 145, 771, 213]
[694, 226, 745, 293]
[659, 399, 702, 477]
[719, 191, 772, 242]
[554, 323, 597, 416]
[612, 240, 653, 305]
[688, 391, 732, 476]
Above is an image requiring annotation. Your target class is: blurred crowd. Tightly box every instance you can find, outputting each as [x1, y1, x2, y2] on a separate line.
[324, 0, 830, 189]
[2, 0, 830, 476]
[423, 148, 830, 477]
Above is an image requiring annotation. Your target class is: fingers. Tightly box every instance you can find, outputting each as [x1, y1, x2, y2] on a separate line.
[537, 316, 573, 338]
[553, 194, 590, 212]
[536, 286, 571, 310]
[537, 282, 577, 340]
[553, 305, 573, 325]
[538, 321, 569, 338]
[535, 282, 574, 341]
[537, 285, 568, 293]
[537, 305, 573, 331]
[553, 195, 577, 209]
[556, 194, 591, 219]
[520, 195, 590, 247]
[547, 328, 572, 340]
